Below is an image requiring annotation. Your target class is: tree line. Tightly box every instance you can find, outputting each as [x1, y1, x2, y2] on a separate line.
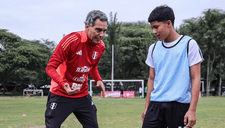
[0, 29, 55, 95]
[0, 9, 225, 96]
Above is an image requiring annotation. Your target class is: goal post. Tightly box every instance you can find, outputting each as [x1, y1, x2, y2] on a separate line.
[23, 89, 43, 97]
[89, 79, 144, 97]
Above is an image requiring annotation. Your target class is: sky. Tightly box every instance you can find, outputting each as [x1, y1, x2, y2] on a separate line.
[1, 0, 224, 44]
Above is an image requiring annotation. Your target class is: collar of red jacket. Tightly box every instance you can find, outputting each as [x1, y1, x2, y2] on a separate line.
[78, 30, 92, 44]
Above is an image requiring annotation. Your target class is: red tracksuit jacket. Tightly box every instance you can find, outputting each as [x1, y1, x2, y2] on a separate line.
[46, 30, 105, 98]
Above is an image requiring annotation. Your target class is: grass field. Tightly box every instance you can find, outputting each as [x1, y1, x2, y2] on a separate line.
[0, 96, 225, 128]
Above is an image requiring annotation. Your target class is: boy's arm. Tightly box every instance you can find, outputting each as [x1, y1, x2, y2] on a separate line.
[184, 62, 201, 127]
[141, 67, 155, 121]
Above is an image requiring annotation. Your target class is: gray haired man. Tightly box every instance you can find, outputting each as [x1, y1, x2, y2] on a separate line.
[45, 10, 108, 128]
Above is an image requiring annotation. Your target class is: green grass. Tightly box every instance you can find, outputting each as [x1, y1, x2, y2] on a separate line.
[195, 97, 225, 128]
[0, 96, 224, 128]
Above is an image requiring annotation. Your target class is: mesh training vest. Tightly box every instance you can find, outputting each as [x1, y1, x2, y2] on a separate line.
[151, 36, 192, 103]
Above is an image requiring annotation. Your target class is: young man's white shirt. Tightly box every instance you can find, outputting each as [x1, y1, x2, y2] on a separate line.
[139, 87, 142, 93]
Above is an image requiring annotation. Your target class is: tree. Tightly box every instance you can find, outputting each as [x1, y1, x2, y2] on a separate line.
[119, 21, 156, 80]
[98, 13, 156, 89]
[0, 29, 55, 95]
[178, 9, 225, 96]
[26, 39, 55, 88]
[99, 12, 121, 80]
[0, 29, 22, 94]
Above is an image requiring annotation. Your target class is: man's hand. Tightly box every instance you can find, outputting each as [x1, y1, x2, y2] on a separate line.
[96, 80, 105, 98]
[184, 110, 196, 128]
[63, 83, 80, 95]
[141, 109, 147, 121]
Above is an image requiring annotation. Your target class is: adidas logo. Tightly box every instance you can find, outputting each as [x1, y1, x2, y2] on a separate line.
[76, 50, 82, 55]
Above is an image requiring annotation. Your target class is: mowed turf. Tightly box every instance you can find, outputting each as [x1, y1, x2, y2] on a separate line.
[0, 96, 224, 128]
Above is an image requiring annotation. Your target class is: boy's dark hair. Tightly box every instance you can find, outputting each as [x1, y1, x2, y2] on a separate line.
[148, 5, 175, 26]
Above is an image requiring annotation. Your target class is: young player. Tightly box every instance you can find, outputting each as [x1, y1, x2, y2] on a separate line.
[45, 10, 108, 128]
[120, 85, 124, 99]
[144, 86, 147, 98]
[139, 86, 142, 98]
[141, 5, 204, 128]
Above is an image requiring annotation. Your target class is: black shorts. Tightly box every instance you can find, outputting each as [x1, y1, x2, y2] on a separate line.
[45, 92, 98, 128]
[142, 101, 190, 128]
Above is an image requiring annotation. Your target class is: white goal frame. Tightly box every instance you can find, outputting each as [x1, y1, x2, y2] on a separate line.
[89, 79, 144, 97]
[23, 89, 43, 97]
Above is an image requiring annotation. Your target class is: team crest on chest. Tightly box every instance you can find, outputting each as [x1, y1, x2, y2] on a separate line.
[92, 51, 98, 60]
